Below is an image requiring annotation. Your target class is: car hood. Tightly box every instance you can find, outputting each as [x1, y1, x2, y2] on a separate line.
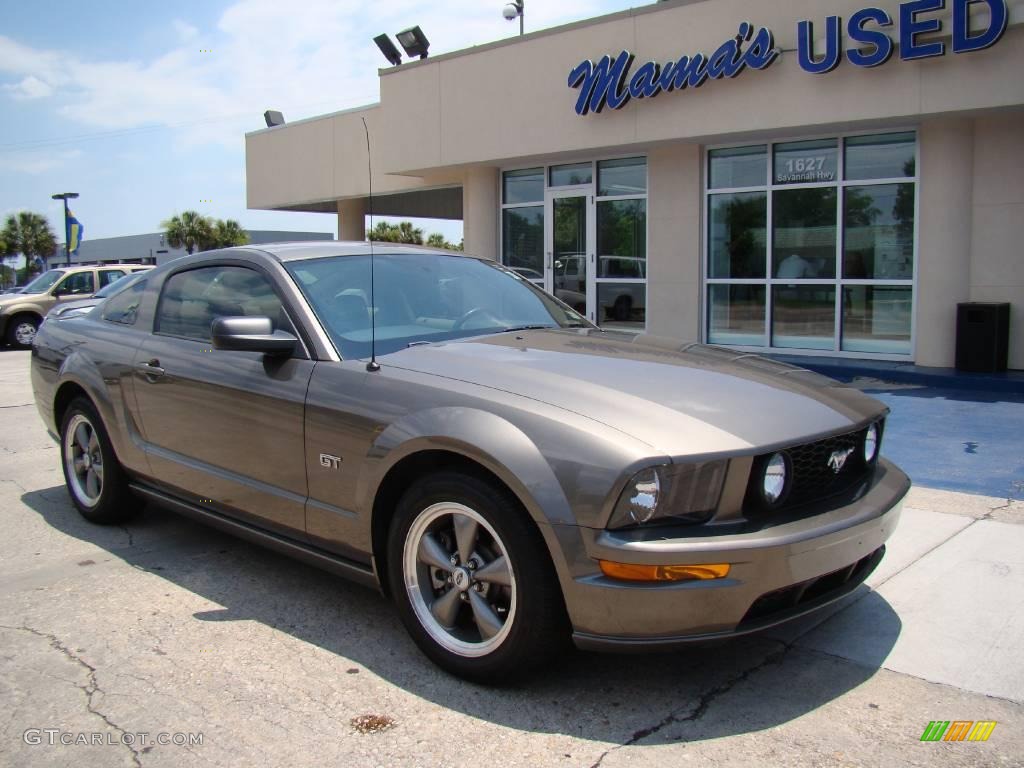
[385, 329, 886, 457]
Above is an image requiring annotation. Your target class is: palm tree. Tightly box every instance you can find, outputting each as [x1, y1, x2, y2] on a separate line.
[369, 220, 424, 245]
[2, 212, 57, 278]
[426, 233, 447, 249]
[163, 211, 213, 254]
[211, 219, 249, 249]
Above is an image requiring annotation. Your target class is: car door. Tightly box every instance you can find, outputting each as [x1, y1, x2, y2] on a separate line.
[52, 270, 96, 304]
[132, 262, 314, 538]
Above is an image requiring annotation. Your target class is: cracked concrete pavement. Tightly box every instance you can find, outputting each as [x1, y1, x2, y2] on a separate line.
[1, 348, 1022, 767]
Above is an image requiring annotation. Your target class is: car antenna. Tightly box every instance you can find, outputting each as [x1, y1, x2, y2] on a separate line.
[362, 116, 381, 373]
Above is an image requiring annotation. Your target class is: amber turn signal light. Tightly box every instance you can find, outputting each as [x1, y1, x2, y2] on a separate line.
[598, 561, 731, 582]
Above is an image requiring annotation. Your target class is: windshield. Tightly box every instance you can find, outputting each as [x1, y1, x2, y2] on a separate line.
[286, 253, 588, 359]
[22, 269, 65, 294]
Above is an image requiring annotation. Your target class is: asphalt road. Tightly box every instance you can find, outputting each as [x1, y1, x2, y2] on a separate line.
[1, 348, 1023, 768]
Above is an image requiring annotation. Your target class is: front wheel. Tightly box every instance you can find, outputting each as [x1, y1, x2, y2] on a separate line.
[5, 314, 39, 349]
[59, 397, 137, 524]
[387, 472, 568, 683]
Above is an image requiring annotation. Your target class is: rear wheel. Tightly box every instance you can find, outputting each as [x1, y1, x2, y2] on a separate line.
[6, 314, 39, 349]
[387, 472, 568, 683]
[59, 397, 137, 524]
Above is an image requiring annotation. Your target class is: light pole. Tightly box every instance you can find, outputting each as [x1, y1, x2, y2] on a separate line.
[51, 192, 79, 267]
[503, 1, 524, 35]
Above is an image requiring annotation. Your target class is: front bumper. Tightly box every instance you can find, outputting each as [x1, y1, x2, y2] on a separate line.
[566, 458, 909, 651]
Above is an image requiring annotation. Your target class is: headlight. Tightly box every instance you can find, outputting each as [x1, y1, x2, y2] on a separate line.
[761, 452, 789, 506]
[608, 460, 727, 529]
[863, 422, 880, 464]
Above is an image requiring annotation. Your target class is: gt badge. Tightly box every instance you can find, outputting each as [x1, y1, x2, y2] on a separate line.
[319, 453, 342, 469]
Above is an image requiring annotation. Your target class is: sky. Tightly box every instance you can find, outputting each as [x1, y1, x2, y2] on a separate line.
[0, 0, 638, 252]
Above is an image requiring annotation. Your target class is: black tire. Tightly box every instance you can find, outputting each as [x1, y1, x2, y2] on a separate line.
[5, 313, 40, 349]
[387, 471, 569, 684]
[59, 397, 137, 524]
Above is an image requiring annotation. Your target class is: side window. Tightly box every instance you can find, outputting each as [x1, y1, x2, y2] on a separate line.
[99, 269, 126, 288]
[56, 271, 95, 296]
[102, 280, 147, 326]
[156, 266, 285, 342]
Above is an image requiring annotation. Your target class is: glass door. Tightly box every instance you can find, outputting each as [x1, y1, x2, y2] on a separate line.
[545, 188, 593, 321]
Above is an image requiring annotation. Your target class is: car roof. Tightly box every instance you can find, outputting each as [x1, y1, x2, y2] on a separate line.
[241, 241, 477, 263]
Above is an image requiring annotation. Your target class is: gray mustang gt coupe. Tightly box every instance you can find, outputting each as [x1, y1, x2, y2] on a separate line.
[31, 242, 909, 682]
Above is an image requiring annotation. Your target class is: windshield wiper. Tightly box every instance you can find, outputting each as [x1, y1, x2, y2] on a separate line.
[496, 324, 557, 333]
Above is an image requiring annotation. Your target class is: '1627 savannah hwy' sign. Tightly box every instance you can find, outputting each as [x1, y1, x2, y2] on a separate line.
[568, 0, 1008, 116]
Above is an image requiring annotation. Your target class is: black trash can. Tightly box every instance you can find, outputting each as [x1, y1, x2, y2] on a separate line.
[955, 302, 1010, 373]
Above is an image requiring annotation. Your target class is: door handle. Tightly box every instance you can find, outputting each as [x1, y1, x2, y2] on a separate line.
[137, 359, 165, 378]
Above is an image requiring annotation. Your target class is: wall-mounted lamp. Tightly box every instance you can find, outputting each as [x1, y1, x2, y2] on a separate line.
[264, 110, 285, 127]
[503, 1, 524, 35]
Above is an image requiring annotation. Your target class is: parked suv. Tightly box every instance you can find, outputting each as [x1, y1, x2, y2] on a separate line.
[0, 264, 152, 348]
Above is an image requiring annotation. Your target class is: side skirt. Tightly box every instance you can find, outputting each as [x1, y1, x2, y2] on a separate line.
[129, 482, 380, 590]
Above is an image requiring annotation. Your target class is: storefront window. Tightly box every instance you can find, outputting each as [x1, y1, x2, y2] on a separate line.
[503, 168, 543, 204]
[550, 162, 592, 187]
[772, 188, 837, 278]
[772, 285, 836, 350]
[598, 283, 646, 328]
[843, 184, 914, 279]
[708, 192, 766, 278]
[598, 157, 646, 196]
[597, 199, 646, 277]
[502, 207, 543, 279]
[708, 285, 765, 346]
[845, 132, 916, 180]
[709, 146, 766, 189]
[842, 286, 912, 354]
[706, 131, 917, 357]
[774, 139, 838, 185]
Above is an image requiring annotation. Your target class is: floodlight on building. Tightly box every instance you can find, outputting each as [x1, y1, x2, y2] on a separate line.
[374, 34, 403, 66]
[396, 26, 430, 59]
[264, 110, 285, 128]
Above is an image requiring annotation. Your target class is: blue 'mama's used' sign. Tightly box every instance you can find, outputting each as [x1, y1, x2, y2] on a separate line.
[568, 0, 1008, 116]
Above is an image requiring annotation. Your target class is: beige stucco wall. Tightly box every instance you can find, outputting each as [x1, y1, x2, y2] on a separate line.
[915, 118, 976, 367]
[463, 167, 499, 260]
[969, 112, 1024, 370]
[646, 144, 702, 341]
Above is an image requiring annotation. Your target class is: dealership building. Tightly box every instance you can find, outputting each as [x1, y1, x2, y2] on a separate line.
[245, 0, 1024, 369]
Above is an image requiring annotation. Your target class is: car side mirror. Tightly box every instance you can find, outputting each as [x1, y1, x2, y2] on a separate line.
[211, 316, 296, 357]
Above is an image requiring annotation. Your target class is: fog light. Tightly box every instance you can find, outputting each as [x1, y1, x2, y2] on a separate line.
[863, 422, 880, 464]
[599, 561, 731, 582]
[762, 452, 788, 505]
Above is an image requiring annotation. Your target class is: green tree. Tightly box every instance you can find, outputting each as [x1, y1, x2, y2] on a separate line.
[369, 220, 424, 245]
[162, 211, 214, 254]
[0, 228, 12, 290]
[425, 232, 463, 251]
[2, 211, 57, 278]
[210, 219, 249, 249]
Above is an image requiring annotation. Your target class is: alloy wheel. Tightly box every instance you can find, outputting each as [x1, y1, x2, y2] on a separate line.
[402, 502, 517, 658]
[14, 321, 37, 346]
[64, 414, 103, 507]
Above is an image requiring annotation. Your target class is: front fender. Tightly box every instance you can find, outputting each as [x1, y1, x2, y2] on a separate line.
[361, 406, 575, 528]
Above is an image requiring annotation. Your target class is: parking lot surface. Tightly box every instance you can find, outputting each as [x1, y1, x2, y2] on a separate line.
[1, 348, 1023, 767]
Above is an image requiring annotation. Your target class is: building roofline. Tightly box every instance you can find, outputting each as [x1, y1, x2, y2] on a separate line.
[375, 0, 705, 75]
[246, 102, 381, 138]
